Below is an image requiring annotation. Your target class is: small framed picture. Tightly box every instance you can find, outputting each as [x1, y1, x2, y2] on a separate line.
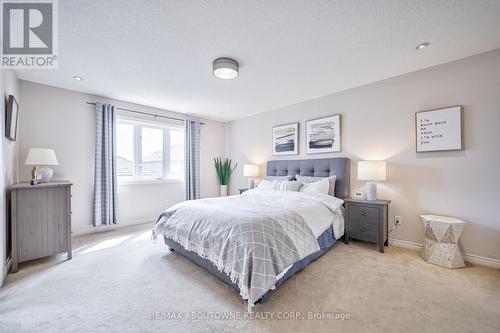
[306, 114, 341, 154]
[352, 190, 364, 199]
[272, 123, 298, 155]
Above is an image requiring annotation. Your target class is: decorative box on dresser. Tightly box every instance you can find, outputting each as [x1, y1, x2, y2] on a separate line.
[344, 198, 391, 253]
[10, 181, 72, 273]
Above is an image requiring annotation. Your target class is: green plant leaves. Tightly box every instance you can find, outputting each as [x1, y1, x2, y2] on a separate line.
[214, 157, 237, 185]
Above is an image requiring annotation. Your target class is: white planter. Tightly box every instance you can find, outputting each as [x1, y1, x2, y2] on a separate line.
[219, 185, 228, 197]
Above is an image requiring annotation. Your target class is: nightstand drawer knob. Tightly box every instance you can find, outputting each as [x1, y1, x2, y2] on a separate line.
[360, 211, 366, 216]
[360, 227, 366, 232]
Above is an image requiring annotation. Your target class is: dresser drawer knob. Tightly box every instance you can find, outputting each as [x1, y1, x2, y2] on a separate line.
[360, 227, 366, 232]
[360, 211, 366, 216]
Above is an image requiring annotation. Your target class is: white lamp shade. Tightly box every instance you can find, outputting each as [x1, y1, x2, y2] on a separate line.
[25, 148, 59, 166]
[358, 160, 386, 181]
[243, 164, 259, 177]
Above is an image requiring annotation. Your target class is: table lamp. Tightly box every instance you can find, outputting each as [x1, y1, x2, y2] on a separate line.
[357, 160, 386, 201]
[243, 164, 259, 189]
[25, 148, 59, 183]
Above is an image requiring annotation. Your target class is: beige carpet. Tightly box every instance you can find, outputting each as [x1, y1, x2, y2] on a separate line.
[1, 223, 499, 333]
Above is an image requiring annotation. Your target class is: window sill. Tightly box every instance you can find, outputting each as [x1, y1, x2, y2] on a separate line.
[118, 179, 184, 186]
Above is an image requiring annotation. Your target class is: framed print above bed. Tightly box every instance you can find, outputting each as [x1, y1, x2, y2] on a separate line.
[306, 114, 341, 154]
[415, 106, 463, 152]
[272, 123, 298, 155]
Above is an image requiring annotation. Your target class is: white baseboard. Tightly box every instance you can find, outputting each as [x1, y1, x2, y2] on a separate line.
[72, 217, 155, 236]
[1, 257, 12, 287]
[389, 238, 500, 269]
[461, 253, 500, 269]
[388, 238, 421, 251]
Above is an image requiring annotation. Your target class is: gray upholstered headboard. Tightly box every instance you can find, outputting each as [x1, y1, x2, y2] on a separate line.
[266, 158, 350, 199]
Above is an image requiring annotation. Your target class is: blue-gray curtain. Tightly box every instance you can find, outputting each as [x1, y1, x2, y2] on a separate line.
[93, 103, 118, 226]
[185, 120, 201, 200]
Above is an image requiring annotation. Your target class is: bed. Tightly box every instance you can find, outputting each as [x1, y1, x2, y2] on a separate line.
[153, 158, 350, 310]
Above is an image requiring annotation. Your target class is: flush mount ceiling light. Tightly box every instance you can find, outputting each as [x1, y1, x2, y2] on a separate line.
[73, 75, 84, 81]
[212, 57, 239, 79]
[416, 42, 430, 50]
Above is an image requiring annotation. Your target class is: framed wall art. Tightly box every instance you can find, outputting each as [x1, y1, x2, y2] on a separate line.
[272, 123, 298, 155]
[5, 94, 19, 141]
[416, 106, 463, 152]
[306, 114, 341, 154]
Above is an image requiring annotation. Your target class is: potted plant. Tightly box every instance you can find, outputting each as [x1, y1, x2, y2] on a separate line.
[214, 158, 237, 196]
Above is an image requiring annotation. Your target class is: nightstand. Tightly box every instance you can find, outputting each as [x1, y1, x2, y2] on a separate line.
[239, 188, 248, 194]
[344, 198, 391, 253]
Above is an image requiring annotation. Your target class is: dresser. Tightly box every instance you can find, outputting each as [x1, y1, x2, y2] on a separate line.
[10, 181, 72, 273]
[344, 198, 391, 253]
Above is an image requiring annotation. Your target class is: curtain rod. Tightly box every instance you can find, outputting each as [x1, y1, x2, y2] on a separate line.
[85, 102, 205, 125]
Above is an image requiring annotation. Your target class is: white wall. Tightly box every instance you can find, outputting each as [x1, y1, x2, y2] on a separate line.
[227, 49, 500, 260]
[1, 69, 19, 286]
[18, 81, 226, 234]
[200, 116, 228, 198]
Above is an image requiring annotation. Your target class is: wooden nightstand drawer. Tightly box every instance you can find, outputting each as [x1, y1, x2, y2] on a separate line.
[348, 205, 379, 224]
[349, 220, 378, 243]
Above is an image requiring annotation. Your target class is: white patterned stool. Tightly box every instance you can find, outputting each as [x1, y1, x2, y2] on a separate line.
[419, 215, 466, 269]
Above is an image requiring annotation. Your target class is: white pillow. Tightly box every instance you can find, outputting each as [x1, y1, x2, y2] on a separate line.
[300, 178, 329, 195]
[295, 175, 336, 196]
[256, 179, 276, 190]
[275, 180, 301, 192]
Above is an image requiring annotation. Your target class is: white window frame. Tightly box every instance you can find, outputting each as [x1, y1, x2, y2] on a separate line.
[116, 116, 184, 185]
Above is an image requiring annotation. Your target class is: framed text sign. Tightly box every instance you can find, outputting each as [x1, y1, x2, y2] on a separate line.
[415, 106, 463, 152]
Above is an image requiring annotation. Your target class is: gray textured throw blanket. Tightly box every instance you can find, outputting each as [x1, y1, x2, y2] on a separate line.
[152, 190, 345, 309]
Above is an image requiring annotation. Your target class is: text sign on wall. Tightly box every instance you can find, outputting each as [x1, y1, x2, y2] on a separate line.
[416, 106, 463, 152]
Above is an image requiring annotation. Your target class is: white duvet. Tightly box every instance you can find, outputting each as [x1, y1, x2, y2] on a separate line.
[241, 189, 345, 239]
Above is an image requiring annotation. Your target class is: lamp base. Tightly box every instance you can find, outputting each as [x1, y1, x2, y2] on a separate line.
[247, 178, 255, 189]
[32, 166, 53, 183]
[366, 182, 377, 201]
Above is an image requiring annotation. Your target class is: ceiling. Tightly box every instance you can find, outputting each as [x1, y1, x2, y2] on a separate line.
[15, 0, 500, 121]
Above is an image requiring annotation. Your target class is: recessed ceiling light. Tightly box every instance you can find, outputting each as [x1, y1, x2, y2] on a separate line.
[73, 75, 84, 81]
[213, 58, 239, 79]
[416, 42, 430, 50]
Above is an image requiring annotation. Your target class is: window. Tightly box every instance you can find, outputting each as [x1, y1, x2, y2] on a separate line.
[116, 118, 184, 182]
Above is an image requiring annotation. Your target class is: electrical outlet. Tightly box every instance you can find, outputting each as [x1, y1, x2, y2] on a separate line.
[394, 216, 401, 225]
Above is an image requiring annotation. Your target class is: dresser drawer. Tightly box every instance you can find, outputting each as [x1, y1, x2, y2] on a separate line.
[348, 205, 380, 224]
[348, 220, 378, 243]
